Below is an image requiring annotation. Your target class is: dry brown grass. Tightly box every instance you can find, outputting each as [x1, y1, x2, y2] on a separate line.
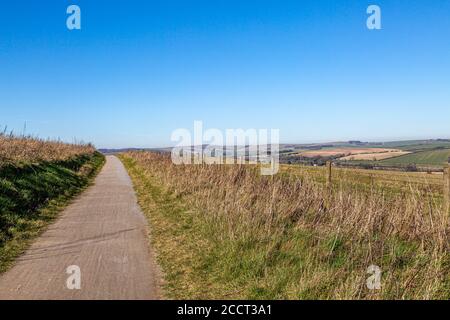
[0, 133, 95, 166]
[124, 151, 450, 299]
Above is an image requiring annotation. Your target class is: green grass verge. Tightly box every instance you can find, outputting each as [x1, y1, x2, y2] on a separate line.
[120, 155, 220, 299]
[0, 152, 105, 273]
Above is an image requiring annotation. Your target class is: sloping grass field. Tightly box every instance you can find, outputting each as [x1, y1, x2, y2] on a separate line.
[380, 149, 450, 168]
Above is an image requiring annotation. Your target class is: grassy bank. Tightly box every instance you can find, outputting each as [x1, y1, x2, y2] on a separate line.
[120, 152, 449, 300]
[0, 151, 105, 273]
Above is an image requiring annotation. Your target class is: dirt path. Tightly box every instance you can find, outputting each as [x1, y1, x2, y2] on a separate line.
[0, 156, 160, 300]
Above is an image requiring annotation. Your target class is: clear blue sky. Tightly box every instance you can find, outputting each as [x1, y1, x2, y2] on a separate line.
[1, 0, 449, 148]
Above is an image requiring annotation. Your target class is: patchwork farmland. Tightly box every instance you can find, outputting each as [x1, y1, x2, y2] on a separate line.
[280, 139, 450, 171]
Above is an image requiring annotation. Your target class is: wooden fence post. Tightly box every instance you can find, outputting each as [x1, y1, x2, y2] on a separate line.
[444, 162, 450, 215]
[326, 161, 332, 187]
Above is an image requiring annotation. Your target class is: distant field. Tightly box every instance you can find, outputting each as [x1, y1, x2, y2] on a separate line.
[339, 151, 410, 161]
[380, 148, 450, 167]
[299, 147, 401, 158]
[381, 140, 450, 152]
[280, 140, 450, 170]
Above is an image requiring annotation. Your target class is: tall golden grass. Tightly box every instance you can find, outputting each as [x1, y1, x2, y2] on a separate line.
[0, 133, 95, 166]
[126, 151, 449, 299]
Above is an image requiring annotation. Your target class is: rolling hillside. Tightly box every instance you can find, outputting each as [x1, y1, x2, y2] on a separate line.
[380, 148, 450, 168]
